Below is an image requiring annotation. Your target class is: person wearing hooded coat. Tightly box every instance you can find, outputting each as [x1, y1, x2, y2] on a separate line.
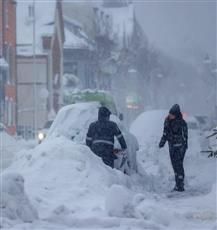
[159, 104, 188, 192]
[86, 107, 127, 168]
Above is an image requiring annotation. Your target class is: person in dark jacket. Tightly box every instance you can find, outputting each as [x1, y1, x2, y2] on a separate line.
[86, 106, 127, 168]
[159, 104, 188, 192]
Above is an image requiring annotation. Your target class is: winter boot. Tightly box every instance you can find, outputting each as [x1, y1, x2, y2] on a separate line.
[177, 181, 185, 192]
[172, 185, 179, 192]
[177, 186, 185, 192]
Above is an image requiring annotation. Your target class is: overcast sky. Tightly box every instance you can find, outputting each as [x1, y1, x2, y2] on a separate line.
[135, 0, 217, 64]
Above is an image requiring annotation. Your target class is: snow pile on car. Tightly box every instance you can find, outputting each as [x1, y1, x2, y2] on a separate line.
[130, 110, 168, 145]
[0, 173, 38, 228]
[47, 102, 99, 143]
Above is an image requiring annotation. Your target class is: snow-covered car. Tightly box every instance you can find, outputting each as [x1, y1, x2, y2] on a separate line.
[37, 120, 54, 144]
[47, 102, 139, 173]
[130, 110, 168, 147]
[63, 89, 118, 115]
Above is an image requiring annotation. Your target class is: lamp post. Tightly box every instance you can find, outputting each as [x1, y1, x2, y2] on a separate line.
[33, 0, 37, 139]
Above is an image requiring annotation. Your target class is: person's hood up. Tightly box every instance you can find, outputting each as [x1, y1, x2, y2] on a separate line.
[169, 104, 182, 119]
[98, 107, 111, 121]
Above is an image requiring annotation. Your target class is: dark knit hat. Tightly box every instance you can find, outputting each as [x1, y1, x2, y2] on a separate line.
[169, 104, 181, 116]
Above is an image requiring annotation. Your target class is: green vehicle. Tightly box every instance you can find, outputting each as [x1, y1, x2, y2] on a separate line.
[64, 90, 118, 115]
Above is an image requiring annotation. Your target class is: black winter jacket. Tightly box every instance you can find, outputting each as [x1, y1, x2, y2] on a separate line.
[86, 107, 127, 150]
[159, 117, 188, 149]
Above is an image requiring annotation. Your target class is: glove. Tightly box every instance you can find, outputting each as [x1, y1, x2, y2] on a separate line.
[159, 142, 164, 148]
[122, 149, 128, 157]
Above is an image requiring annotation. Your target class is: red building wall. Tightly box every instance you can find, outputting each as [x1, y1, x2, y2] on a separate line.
[1, 0, 17, 135]
[0, 0, 3, 55]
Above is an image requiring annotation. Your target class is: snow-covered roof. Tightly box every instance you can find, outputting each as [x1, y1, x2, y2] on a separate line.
[64, 27, 92, 50]
[63, 15, 83, 29]
[16, 0, 57, 56]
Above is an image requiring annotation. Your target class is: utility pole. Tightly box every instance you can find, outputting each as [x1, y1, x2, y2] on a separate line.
[33, 0, 37, 139]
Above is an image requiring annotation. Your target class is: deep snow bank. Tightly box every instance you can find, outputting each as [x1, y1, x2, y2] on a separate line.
[3, 123, 216, 229]
[0, 173, 38, 228]
[5, 137, 131, 218]
[0, 132, 36, 171]
[4, 136, 168, 229]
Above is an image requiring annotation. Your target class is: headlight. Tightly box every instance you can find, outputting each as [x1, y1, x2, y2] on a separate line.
[38, 132, 45, 141]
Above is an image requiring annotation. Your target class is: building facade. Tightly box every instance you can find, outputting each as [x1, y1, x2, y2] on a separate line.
[0, 0, 17, 135]
[63, 16, 96, 92]
[16, 0, 64, 138]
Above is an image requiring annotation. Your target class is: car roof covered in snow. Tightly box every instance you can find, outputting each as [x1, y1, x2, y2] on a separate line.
[47, 102, 100, 141]
[130, 110, 168, 145]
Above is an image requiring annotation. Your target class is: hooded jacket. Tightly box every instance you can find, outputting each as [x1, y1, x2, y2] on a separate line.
[159, 104, 188, 149]
[86, 107, 127, 150]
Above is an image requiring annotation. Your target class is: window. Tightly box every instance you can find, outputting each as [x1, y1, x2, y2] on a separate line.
[28, 5, 34, 19]
[64, 62, 78, 76]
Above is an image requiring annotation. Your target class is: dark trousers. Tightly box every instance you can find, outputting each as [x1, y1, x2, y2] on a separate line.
[169, 146, 186, 188]
[102, 157, 114, 168]
[91, 144, 115, 168]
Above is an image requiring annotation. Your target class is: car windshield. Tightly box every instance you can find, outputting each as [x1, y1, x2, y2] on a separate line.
[44, 120, 53, 129]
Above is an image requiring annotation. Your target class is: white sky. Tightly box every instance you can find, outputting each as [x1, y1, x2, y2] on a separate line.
[135, 0, 217, 64]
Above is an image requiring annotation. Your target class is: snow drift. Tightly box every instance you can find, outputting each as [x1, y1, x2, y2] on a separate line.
[2, 108, 216, 229]
[5, 137, 130, 219]
[0, 131, 34, 171]
[0, 173, 38, 228]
